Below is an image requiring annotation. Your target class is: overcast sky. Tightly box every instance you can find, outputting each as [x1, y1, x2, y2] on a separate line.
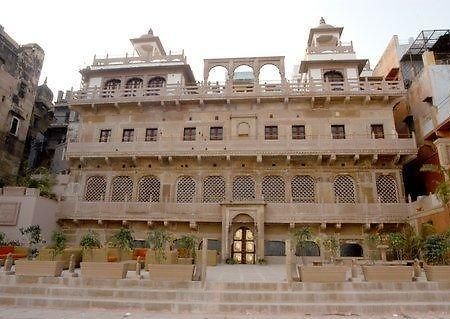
[1, 0, 449, 97]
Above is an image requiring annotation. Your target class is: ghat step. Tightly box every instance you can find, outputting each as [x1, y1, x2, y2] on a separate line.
[0, 276, 450, 315]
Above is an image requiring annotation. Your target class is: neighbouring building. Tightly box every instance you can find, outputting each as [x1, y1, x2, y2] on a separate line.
[23, 79, 54, 169]
[374, 29, 450, 232]
[0, 25, 45, 180]
[60, 20, 417, 263]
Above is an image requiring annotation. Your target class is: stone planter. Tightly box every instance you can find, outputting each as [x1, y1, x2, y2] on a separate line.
[424, 265, 450, 282]
[80, 262, 127, 279]
[298, 265, 348, 282]
[362, 265, 413, 282]
[145, 249, 178, 265]
[14, 260, 65, 277]
[2, 187, 27, 196]
[147, 264, 195, 281]
[177, 257, 194, 264]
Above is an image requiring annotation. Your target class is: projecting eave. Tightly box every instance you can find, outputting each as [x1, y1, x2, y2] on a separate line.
[129, 35, 166, 56]
[307, 26, 344, 46]
[298, 59, 368, 74]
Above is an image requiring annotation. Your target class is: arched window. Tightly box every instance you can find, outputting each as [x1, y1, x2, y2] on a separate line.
[84, 176, 106, 201]
[340, 243, 363, 257]
[176, 176, 196, 203]
[333, 175, 356, 203]
[147, 77, 166, 96]
[203, 176, 225, 203]
[295, 241, 320, 256]
[103, 79, 121, 97]
[324, 71, 344, 91]
[376, 175, 399, 203]
[262, 175, 285, 202]
[138, 176, 160, 202]
[125, 77, 143, 97]
[111, 176, 133, 202]
[232, 176, 255, 201]
[291, 175, 316, 203]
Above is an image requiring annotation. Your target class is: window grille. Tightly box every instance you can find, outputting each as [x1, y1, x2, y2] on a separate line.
[176, 176, 196, 203]
[376, 175, 399, 203]
[99, 129, 111, 143]
[291, 175, 316, 203]
[265, 126, 278, 140]
[138, 176, 160, 202]
[333, 175, 356, 203]
[203, 176, 226, 202]
[183, 127, 196, 141]
[292, 125, 305, 140]
[232, 176, 256, 201]
[122, 129, 134, 142]
[371, 124, 385, 139]
[111, 176, 133, 202]
[84, 176, 107, 201]
[262, 175, 285, 202]
[145, 128, 158, 141]
[210, 127, 223, 140]
[331, 125, 345, 139]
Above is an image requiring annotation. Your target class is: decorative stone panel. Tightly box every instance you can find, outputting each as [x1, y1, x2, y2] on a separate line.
[203, 176, 226, 203]
[111, 176, 133, 202]
[292, 175, 316, 203]
[176, 176, 196, 203]
[84, 176, 107, 201]
[138, 176, 161, 202]
[376, 175, 399, 203]
[262, 175, 285, 202]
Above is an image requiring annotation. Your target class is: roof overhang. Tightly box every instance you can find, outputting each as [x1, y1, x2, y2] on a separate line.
[308, 26, 344, 46]
[299, 59, 368, 74]
[130, 35, 166, 56]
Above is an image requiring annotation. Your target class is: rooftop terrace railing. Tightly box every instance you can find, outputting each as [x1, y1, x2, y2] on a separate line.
[68, 79, 404, 105]
[91, 51, 187, 67]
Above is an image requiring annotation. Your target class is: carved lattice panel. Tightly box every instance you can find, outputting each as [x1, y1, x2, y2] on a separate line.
[262, 175, 285, 202]
[176, 176, 196, 203]
[232, 176, 255, 201]
[84, 176, 107, 201]
[291, 175, 316, 203]
[138, 176, 160, 202]
[203, 176, 226, 203]
[333, 175, 356, 203]
[111, 176, 133, 202]
[376, 175, 399, 203]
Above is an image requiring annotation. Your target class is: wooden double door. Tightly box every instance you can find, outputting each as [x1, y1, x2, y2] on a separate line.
[232, 227, 255, 264]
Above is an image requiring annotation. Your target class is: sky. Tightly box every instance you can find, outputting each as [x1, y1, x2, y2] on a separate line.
[1, 0, 449, 98]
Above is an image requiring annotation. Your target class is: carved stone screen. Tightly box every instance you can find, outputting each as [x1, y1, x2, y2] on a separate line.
[138, 176, 160, 202]
[232, 176, 256, 201]
[291, 175, 316, 203]
[203, 176, 226, 203]
[176, 176, 196, 203]
[376, 175, 399, 203]
[262, 176, 285, 202]
[84, 176, 107, 201]
[111, 176, 133, 202]
[333, 175, 356, 203]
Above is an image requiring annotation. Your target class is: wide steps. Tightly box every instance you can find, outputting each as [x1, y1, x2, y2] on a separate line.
[1, 276, 450, 314]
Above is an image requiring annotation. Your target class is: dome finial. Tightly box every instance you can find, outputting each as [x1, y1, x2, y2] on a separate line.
[320, 17, 326, 25]
[148, 28, 154, 36]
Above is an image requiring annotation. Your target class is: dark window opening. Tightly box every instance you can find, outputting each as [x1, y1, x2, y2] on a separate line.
[371, 124, 384, 139]
[265, 125, 278, 140]
[145, 128, 158, 142]
[331, 125, 345, 139]
[183, 127, 196, 141]
[99, 129, 111, 143]
[292, 125, 305, 140]
[210, 126, 223, 140]
[340, 243, 363, 257]
[122, 129, 134, 142]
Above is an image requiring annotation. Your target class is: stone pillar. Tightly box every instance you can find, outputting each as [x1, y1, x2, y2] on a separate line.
[256, 213, 265, 261]
[201, 238, 208, 287]
[286, 239, 292, 284]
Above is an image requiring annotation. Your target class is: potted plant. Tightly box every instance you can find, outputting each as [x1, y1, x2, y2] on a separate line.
[110, 227, 134, 261]
[176, 234, 198, 264]
[322, 234, 340, 264]
[145, 227, 174, 264]
[422, 232, 450, 281]
[388, 232, 406, 262]
[364, 233, 381, 263]
[19, 224, 43, 259]
[291, 226, 313, 266]
[145, 228, 194, 281]
[15, 229, 66, 277]
[79, 230, 127, 279]
[79, 230, 102, 261]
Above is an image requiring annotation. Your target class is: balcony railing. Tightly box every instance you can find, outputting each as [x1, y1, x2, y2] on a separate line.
[66, 133, 417, 158]
[68, 79, 404, 106]
[58, 200, 410, 224]
[90, 51, 187, 67]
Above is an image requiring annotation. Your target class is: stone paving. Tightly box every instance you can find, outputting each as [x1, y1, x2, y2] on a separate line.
[0, 307, 450, 319]
[206, 264, 287, 282]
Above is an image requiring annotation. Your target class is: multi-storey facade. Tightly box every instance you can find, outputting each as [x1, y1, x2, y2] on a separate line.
[0, 25, 45, 179]
[61, 21, 417, 263]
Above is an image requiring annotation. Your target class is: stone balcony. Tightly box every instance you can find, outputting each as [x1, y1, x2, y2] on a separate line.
[58, 200, 410, 225]
[66, 134, 417, 161]
[68, 79, 404, 108]
[89, 51, 187, 68]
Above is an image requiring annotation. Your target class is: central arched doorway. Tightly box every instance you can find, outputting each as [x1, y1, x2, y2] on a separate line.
[232, 227, 255, 264]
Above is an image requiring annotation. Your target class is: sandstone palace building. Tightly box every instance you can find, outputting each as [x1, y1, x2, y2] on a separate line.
[60, 19, 418, 263]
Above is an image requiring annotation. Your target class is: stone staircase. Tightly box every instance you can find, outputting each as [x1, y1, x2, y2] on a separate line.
[0, 275, 450, 315]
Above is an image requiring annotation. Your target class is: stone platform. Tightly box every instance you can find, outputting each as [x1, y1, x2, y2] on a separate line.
[0, 273, 450, 316]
